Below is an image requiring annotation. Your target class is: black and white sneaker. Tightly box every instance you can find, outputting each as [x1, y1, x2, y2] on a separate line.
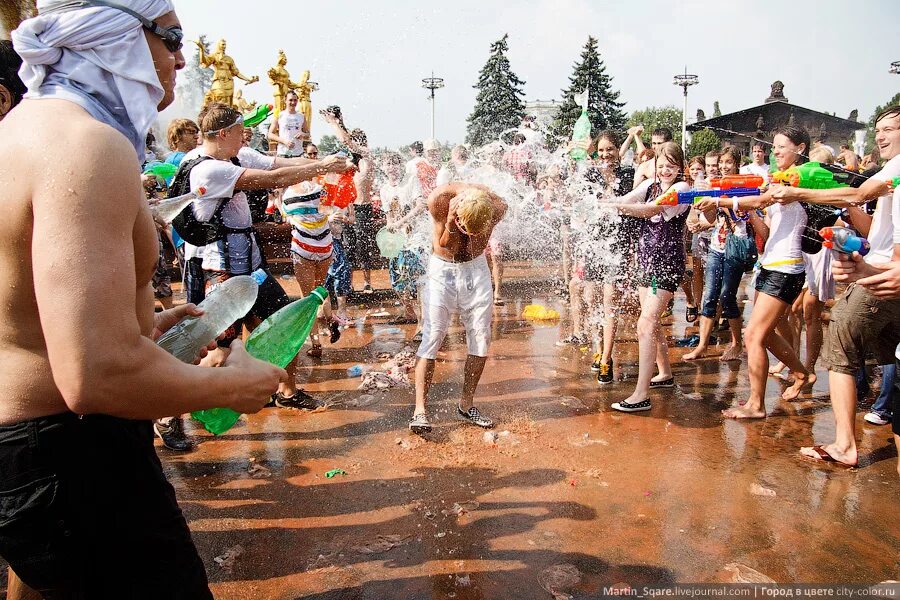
[457, 406, 494, 429]
[272, 390, 320, 410]
[408, 412, 432, 434]
[611, 399, 652, 413]
[153, 417, 195, 452]
[596, 360, 614, 385]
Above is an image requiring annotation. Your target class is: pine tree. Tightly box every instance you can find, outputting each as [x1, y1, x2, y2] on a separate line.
[548, 36, 626, 147]
[465, 34, 526, 147]
[177, 35, 212, 115]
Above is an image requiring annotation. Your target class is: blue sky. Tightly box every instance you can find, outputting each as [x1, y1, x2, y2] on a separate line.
[164, 0, 900, 148]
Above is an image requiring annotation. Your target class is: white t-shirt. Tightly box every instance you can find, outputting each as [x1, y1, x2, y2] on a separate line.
[759, 202, 807, 274]
[276, 111, 306, 157]
[404, 156, 426, 180]
[865, 154, 900, 265]
[182, 147, 275, 273]
[740, 162, 770, 182]
[708, 213, 748, 254]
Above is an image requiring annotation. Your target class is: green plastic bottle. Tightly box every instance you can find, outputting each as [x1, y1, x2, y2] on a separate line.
[192, 286, 329, 435]
[569, 108, 592, 161]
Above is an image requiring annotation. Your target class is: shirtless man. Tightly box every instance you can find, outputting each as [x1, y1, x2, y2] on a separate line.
[321, 110, 379, 292]
[410, 184, 507, 434]
[837, 143, 860, 172]
[1, 2, 285, 595]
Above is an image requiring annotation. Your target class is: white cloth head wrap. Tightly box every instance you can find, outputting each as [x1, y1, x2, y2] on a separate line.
[11, 0, 175, 161]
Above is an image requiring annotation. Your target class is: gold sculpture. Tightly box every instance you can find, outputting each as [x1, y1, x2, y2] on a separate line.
[233, 89, 257, 113]
[195, 38, 259, 108]
[267, 49, 304, 116]
[295, 70, 317, 138]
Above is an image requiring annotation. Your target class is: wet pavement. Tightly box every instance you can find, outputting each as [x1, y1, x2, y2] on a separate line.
[3, 264, 898, 598]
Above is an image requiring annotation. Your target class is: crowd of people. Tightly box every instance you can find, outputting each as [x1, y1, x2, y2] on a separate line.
[0, 0, 898, 597]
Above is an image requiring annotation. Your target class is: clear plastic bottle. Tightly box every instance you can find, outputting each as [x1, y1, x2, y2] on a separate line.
[156, 275, 258, 363]
[150, 187, 207, 223]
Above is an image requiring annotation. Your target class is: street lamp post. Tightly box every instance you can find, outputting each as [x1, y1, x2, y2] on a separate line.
[673, 67, 699, 153]
[421, 73, 444, 140]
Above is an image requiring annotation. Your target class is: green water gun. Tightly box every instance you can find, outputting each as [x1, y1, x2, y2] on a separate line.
[771, 161, 854, 189]
[243, 104, 273, 128]
[143, 162, 178, 182]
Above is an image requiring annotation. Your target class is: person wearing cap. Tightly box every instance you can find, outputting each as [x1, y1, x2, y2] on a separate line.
[410, 183, 507, 434]
[0, 1, 290, 595]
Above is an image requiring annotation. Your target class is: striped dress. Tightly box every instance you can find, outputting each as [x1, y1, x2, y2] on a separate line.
[284, 183, 333, 261]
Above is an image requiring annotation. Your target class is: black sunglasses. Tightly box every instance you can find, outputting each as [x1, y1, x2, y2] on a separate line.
[42, 0, 183, 53]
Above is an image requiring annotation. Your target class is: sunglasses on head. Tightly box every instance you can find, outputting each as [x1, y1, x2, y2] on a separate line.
[42, 0, 183, 53]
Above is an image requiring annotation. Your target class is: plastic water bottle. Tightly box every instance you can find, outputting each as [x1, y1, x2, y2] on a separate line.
[245, 286, 329, 368]
[150, 187, 207, 223]
[346, 365, 368, 377]
[250, 269, 268, 285]
[156, 275, 258, 363]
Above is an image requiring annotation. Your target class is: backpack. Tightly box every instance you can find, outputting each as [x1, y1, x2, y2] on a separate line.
[167, 156, 231, 246]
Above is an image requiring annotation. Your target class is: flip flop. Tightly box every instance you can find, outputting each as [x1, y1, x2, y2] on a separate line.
[803, 445, 856, 468]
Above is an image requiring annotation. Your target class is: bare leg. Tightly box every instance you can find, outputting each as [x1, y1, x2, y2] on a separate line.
[681, 275, 695, 309]
[569, 278, 585, 338]
[770, 293, 803, 374]
[653, 317, 673, 381]
[895, 433, 900, 478]
[414, 357, 436, 415]
[459, 354, 488, 411]
[799, 372, 859, 466]
[600, 283, 617, 364]
[157, 295, 174, 310]
[581, 282, 597, 344]
[684, 316, 715, 360]
[363, 268, 372, 288]
[724, 292, 790, 419]
[620, 288, 672, 405]
[691, 260, 704, 315]
[802, 292, 825, 373]
[720, 318, 745, 361]
[491, 256, 504, 302]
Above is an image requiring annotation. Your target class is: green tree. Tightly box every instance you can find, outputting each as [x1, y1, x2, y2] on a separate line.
[687, 128, 721, 159]
[317, 134, 343, 155]
[176, 35, 212, 115]
[864, 92, 900, 152]
[465, 34, 526, 147]
[712, 101, 722, 118]
[626, 106, 683, 145]
[548, 36, 626, 148]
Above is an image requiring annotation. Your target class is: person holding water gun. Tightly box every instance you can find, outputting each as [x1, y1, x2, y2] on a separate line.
[683, 145, 755, 363]
[594, 142, 706, 413]
[695, 126, 813, 418]
[769, 106, 900, 467]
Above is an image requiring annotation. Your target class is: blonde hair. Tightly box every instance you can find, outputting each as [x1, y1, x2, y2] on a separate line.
[456, 190, 494, 236]
[809, 144, 835, 165]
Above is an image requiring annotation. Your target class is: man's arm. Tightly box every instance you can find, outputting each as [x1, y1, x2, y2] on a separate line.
[33, 131, 284, 419]
[236, 156, 351, 190]
[770, 176, 889, 207]
[267, 118, 292, 149]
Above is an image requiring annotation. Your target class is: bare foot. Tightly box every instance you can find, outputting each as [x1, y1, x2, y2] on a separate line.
[683, 346, 708, 360]
[722, 404, 766, 419]
[768, 362, 787, 376]
[799, 444, 857, 467]
[719, 344, 744, 362]
[782, 372, 816, 401]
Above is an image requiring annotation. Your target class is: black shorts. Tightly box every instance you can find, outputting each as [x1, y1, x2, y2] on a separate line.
[206, 269, 292, 346]
[0, 413, 212, 598]
[635, 270, 682, 293]
[754, 267, 805, 305]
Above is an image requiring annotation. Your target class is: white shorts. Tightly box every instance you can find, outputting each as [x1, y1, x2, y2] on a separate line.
[803, 249, 835, 301]
[417, 253, 494, 359]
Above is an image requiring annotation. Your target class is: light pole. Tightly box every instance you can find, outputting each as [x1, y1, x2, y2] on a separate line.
[421, 73, 444, 140]
[673, 67, 699, 153]
[891, 61, 900, 74]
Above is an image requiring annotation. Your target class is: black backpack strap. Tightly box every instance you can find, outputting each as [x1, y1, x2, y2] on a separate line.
[167, 155, 212, 199]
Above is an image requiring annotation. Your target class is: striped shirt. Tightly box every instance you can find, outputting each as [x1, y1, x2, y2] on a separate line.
[284, 184, 333, 261]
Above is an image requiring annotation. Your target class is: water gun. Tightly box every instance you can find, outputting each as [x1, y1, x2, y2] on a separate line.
[655, 175, 765, 206]
[771, 161, 859, 189]
[888, 177, 900, 190]
[819, 226, 870, 256]
[143, 162, 178, 182]
[243, 104, 273, 128]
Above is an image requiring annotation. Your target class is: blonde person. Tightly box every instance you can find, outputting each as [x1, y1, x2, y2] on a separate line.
[165, 117, 198, 165]
[411, 184, 507, 434]
[596, 142, 700, 412]
[695, 126, 814, 418]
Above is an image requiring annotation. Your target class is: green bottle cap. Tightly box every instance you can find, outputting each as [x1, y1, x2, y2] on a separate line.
[310, 286, 329, 304]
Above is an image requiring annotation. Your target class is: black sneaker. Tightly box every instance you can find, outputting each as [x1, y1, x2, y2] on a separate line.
[153, 417, 195, 452]
[272, 390, 320, 410]
[596, 360, 614, 385]
[456, 406, 494, 429]
[408, 412, 432, 434]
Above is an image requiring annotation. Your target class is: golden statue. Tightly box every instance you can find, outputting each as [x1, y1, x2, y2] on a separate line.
[233, 88, 257, 113]
[267, 49, 304, 115]
[195, 38, 259, 108]
[295, 69, 318, 138]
